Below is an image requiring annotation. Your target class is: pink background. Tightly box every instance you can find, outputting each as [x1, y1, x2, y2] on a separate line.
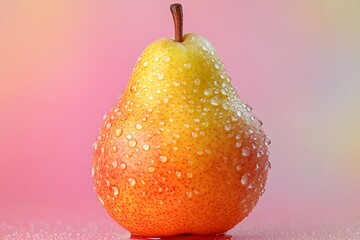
[1, 0, 359, 236]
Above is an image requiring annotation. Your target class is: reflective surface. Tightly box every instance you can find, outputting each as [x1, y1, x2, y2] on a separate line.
[1, 220, 359, 240]
[130, 234, 232, 240]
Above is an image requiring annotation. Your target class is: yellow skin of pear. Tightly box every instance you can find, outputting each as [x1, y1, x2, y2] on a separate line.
[92, 34, 270, 236]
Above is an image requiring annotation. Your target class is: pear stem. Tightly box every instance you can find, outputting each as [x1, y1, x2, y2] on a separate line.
[170, 3, 183, 42]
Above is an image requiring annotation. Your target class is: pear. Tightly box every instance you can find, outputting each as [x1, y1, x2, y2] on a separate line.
[92, 3, 270, 237]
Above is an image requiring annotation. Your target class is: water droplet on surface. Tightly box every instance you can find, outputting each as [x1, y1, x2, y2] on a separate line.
[236, 141, 242, 148]
[154, 56, 160, 62]
[242, 102, 253, 111]
[157, 72, 164, 80]
[241, 174, 249, 185]
[112, 145, 117, 152]
[222, 102, 231, 110]
[202, 121, 209, 127]
[176, 171, 182, 177]
[184, 123, 190, 128]
[231, 115, 238, 122]
[112, 186, 119, 196]
[149, 96, 154, 100]
[148, 166, 155, 173]
[265, 160, 272, 170]
[191, 132, 198, 138]
[172, 81, 180, 86]
[236, 110, 243, 117]
[92, 142, 98, 150]
[126, 134, 132, 140]
[143, 61, 148, 67]
[128, 177, 136, 186]
[221, 88, 228, 96]
[130, 85, 137, 92]
[204, 89, 213, 96]
[184, 63, 191, 69]
[112, 160, 118, 168]
[169, 118, 174, 122]
[173, 133, 181, 139]
[224, 124, 232, 131]
[159, 156, 167, 162]
[163, 55, 170, 62]
[163, 97, 169, 103]
[202, 45, 208, 51]
[120, 162, 127, 170]
[135, 123, 142, 130]
[203, 106, 210, 112]
[115, 129, 122, 137]
[265, 136, 272, 145]
[194, 79, 201, 85]
[236, 165, 241, 171]
[186, 172, 193, 178]
[186, 191, 193, 198]
[143, 144, 150, 151]
[106, 122, 111, 130]
[261, 188, 266, 196]
[242, 147, 250, 157]
[210, 98, 219, 106]
[248, 182, 254, 189]
[97, 196, 104, 205]
[91, 167, 95, 176]
[128, 139, 137, 148]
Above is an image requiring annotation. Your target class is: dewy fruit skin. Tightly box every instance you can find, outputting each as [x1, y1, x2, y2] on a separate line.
[92, 3, 270, 237]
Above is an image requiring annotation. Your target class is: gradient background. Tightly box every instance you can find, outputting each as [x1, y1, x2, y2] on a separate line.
[1, 0, 359, 237]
